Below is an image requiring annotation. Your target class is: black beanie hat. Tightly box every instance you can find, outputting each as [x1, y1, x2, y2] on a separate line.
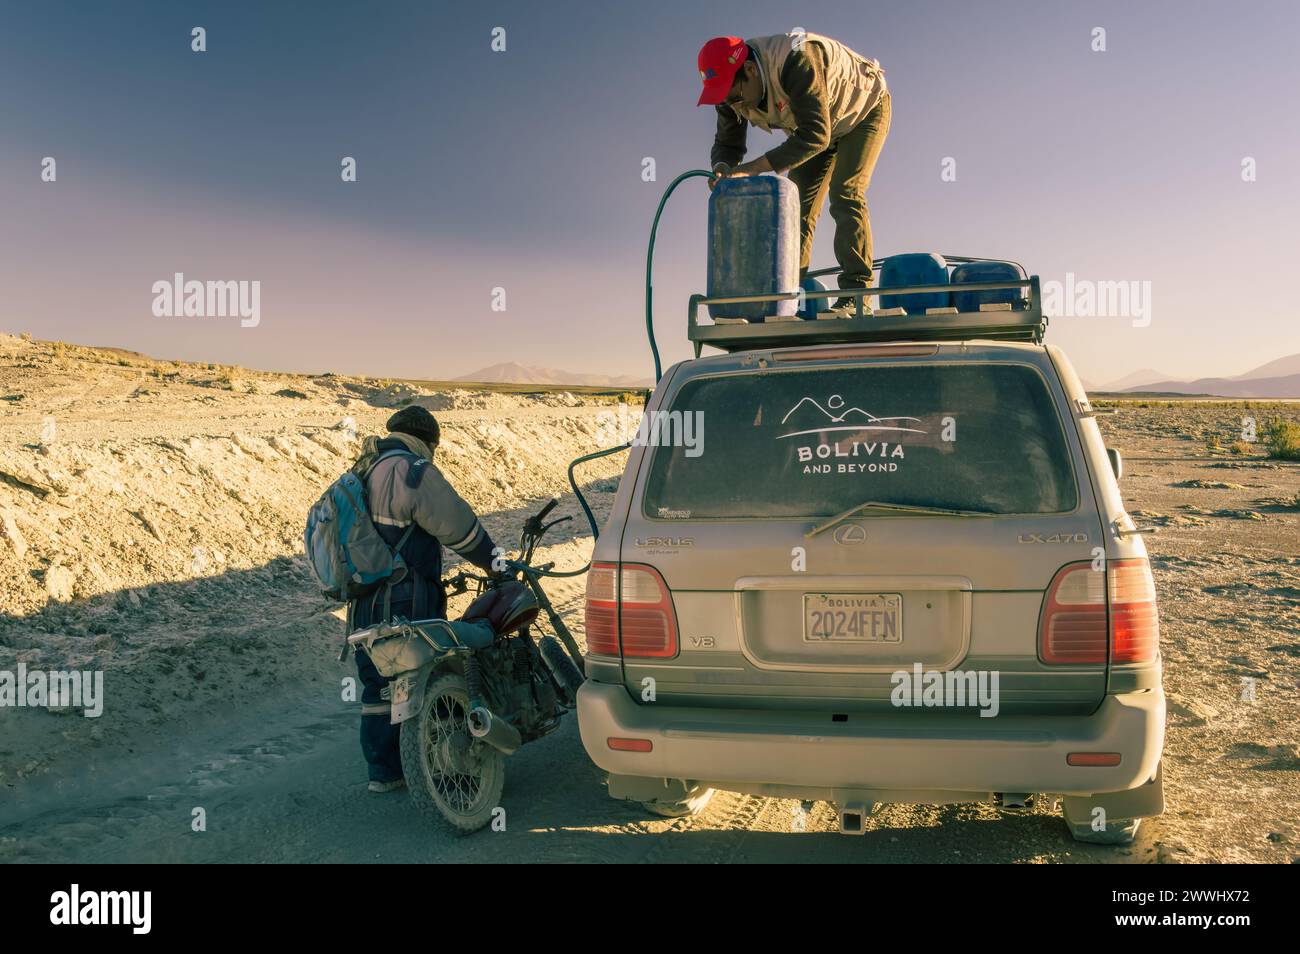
[386, 405, 440, 447]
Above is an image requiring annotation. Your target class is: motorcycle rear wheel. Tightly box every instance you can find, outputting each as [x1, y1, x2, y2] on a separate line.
[400, 670, 506, 833]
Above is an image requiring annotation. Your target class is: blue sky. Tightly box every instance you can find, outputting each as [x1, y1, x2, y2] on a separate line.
[2, 0, 1297, 383]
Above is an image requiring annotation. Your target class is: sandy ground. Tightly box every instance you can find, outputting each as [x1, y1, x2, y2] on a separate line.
[0, 335, 1297, 863]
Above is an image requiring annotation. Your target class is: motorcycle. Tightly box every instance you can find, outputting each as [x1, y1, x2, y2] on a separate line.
[346, 499, 586, 832]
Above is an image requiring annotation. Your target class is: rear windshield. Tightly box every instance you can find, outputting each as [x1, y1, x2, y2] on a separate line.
[642, 362, 1077, 519]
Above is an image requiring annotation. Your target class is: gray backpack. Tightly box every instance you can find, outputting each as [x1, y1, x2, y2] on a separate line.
[304, 450, 414, 602]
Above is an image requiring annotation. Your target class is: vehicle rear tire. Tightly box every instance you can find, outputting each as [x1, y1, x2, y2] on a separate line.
[400, 670, 506, 833]
[641, 786, 716, 819]
[1067, 817, 1141, 845]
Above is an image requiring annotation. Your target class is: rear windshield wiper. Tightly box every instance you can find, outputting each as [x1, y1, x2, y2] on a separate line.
[806, 500, 996, 538]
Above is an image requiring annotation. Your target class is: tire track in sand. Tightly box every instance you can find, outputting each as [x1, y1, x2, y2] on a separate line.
[637, 790, 772, 864]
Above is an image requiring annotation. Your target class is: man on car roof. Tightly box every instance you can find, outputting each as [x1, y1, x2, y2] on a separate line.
[698, 31, 890, 317]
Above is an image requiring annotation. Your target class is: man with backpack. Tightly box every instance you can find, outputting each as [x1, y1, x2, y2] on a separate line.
[341, 406, 500, 792]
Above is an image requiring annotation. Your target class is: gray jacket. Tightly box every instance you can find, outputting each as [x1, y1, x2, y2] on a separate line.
[350, 439, 497, 625]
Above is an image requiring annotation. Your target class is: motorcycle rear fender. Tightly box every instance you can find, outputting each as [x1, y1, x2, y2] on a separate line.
[389, 662, 453, 725]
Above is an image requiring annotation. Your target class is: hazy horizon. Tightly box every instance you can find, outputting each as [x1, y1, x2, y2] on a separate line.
[3, 0, 1297, 384]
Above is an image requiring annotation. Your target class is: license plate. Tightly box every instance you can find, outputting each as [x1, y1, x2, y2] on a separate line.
[803, 593, 902, 643]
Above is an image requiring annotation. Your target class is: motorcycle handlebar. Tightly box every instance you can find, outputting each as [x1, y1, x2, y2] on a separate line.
[523, 498, 560, 537]
[442, 500, 584, 589]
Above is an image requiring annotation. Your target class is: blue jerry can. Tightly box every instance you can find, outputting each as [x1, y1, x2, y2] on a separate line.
[798, 275, 830, 319]
[878, 253, 950, 313]
[950, 260, 1028, 313]
[707, 176, 800, 321]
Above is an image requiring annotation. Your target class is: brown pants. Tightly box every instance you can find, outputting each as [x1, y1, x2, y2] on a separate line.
[787, 89, 892, 289]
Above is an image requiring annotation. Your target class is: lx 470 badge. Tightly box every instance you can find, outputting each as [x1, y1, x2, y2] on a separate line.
[1017, 532, 1089, 544]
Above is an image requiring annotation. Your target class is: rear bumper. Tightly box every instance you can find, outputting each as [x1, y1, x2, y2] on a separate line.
[578, 681, 1164, 799]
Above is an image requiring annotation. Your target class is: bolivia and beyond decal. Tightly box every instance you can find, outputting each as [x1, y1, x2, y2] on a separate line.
[778, 394, 925, 476]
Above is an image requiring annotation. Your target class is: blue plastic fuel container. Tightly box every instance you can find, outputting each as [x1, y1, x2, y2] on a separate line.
[707, 176, 800, 321]
[949, 260, 1028, 313]
[798, 275, 830, 319]
[878, 252, 950, 313]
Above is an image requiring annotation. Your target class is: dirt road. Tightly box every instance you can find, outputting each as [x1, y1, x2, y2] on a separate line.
[0, 567, 1179, 867]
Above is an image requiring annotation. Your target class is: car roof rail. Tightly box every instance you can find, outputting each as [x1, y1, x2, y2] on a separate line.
[688, 259, 1047, 357]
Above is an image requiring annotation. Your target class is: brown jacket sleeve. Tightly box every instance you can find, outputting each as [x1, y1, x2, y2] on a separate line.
[762, 43, 832, 172]
[711, 104, 748, 168]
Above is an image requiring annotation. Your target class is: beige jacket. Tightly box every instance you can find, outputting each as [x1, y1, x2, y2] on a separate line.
[738, 32, 885, 140]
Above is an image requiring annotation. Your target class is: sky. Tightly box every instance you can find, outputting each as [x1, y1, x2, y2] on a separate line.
[1, 0, 1297, 385]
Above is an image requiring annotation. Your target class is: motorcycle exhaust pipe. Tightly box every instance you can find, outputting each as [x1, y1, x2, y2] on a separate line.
[468, 706, 522, 756]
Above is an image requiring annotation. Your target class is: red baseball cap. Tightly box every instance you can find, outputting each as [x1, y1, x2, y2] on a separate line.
[696, 36, 748, 106]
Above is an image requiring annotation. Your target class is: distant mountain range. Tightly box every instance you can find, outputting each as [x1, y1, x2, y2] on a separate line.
[453, 362, 651, 388]
[1097, 368, 1176, 391]
[1085, 353, 1300, 398]
[457, 355, 1300, 397]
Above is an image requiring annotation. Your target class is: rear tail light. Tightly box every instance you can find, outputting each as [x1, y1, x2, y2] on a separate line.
[584, 564, 620, 656]
[1039, 562, 1107, 664]
[1039, 558, 1159, 665]
[584, 562, 679, 658]
[1108, 559, 1160, 663]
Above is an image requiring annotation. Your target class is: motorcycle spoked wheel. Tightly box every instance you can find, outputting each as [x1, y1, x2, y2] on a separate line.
[400, 670, 505, 833]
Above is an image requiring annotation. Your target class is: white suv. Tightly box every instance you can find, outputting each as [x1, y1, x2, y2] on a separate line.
[577, 276, 1164, 844]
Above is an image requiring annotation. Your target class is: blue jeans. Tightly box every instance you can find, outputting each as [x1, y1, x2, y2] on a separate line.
[356, 648, 403, 783]
[351, 582, 445, 784]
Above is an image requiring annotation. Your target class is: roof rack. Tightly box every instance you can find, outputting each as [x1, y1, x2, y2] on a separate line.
[687, 257, 1047, 357]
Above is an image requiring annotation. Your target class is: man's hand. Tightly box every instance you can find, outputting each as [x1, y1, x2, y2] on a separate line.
[709, 162, 732, 190]
[730, 155, 775, 177]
